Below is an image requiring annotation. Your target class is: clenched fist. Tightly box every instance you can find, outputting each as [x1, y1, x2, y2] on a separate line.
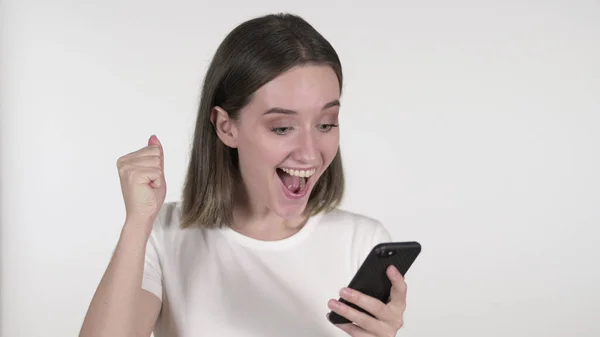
[116, 135, 167, 230]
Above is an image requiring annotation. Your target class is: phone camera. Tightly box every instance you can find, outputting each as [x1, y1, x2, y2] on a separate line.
[378, 249, 396, 257]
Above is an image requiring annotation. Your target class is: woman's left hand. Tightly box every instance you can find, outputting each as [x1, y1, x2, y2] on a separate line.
[327, 265, 407, 337]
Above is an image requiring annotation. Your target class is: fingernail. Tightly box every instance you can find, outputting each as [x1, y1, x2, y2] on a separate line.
[389, 265, 400, 275]
[148, 135, 158, 146]
[340, 287, 353, 297]
[328, 299, 340, 309]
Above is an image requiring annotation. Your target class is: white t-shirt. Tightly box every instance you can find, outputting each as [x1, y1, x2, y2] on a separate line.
[142, 202, 392, 337]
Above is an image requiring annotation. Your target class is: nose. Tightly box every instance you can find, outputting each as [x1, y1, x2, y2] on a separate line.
[293, 129, 319, 164]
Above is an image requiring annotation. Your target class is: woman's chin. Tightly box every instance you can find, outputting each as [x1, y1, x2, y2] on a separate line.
[269, 192, 310, 220]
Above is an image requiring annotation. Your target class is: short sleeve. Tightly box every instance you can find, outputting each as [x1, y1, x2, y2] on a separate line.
[353, 220, 394, 272]
[141, 226, 163, 301]
[372, 222, 393, 245]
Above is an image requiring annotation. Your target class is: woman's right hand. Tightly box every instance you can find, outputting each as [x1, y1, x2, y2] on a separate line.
[116, 135, 167, 231]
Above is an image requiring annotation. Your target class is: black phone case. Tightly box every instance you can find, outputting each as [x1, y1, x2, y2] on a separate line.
[328, 241, 421, 325]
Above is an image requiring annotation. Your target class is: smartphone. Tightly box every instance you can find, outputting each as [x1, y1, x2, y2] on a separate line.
[328, 241, 421, 325]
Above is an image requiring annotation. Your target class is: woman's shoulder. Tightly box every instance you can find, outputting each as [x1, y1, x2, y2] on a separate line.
[317, 207, 389, 238]
[318, 208, 393, 270]
[147, 201, 215, 251]
[320, 207, 383, 227]
[153, 201, 183, 230]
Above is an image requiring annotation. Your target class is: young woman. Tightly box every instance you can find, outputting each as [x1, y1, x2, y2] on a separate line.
[79, 13, 407, 337]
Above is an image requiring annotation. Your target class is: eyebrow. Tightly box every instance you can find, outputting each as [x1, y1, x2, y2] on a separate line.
[262, 99, 341, 115]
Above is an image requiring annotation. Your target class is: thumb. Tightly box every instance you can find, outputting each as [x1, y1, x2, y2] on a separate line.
[387, 265, 407, 305]
[148, 135, 165, 170]
[148, 134, 161, 147]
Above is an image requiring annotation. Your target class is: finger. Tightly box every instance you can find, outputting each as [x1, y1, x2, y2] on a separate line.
[119, 145, 162, 162]
[387, 265, 407, 308]
[339, 288, 387, 319]
[326, 313, 372, 337]
[148, 135, 164, 169]
[328, 299, 383, 334]
[121, 166, 164, 188]
[119, 155, 162, 169]
[117, 146, 162, 169]
[335, 323, 372, 337]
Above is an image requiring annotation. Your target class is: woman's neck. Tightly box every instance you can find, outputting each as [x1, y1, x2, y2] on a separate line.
[231, 204, 308, 241]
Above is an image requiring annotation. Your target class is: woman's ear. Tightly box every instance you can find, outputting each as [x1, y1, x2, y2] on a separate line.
[210, 106, 239, 148]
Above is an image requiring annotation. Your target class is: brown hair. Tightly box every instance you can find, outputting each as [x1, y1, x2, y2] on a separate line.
[180, 13, 345, 228]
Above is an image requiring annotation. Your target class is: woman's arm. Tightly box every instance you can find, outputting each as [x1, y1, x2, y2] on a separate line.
[78, 222, 161, 337]
[80, 135, 167, 337]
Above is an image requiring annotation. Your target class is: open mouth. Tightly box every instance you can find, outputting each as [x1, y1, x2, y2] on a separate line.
[276, 167, 316, 195]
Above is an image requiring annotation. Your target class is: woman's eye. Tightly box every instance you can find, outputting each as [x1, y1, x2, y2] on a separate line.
[271, 127, 292, 135]
[318, 124, 339, 132]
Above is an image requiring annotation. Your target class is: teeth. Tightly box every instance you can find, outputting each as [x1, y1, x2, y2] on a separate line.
[281, 168, 316, 178]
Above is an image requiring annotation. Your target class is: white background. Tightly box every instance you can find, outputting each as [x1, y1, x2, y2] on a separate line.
[1, 0, 599, 336]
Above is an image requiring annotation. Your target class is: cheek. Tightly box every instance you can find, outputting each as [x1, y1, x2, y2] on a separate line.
[322, 133, 340, 160]
[237, 130, 283, 169]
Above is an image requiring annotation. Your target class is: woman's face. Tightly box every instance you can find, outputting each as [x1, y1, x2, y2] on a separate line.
[213, 65, 341, 219]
